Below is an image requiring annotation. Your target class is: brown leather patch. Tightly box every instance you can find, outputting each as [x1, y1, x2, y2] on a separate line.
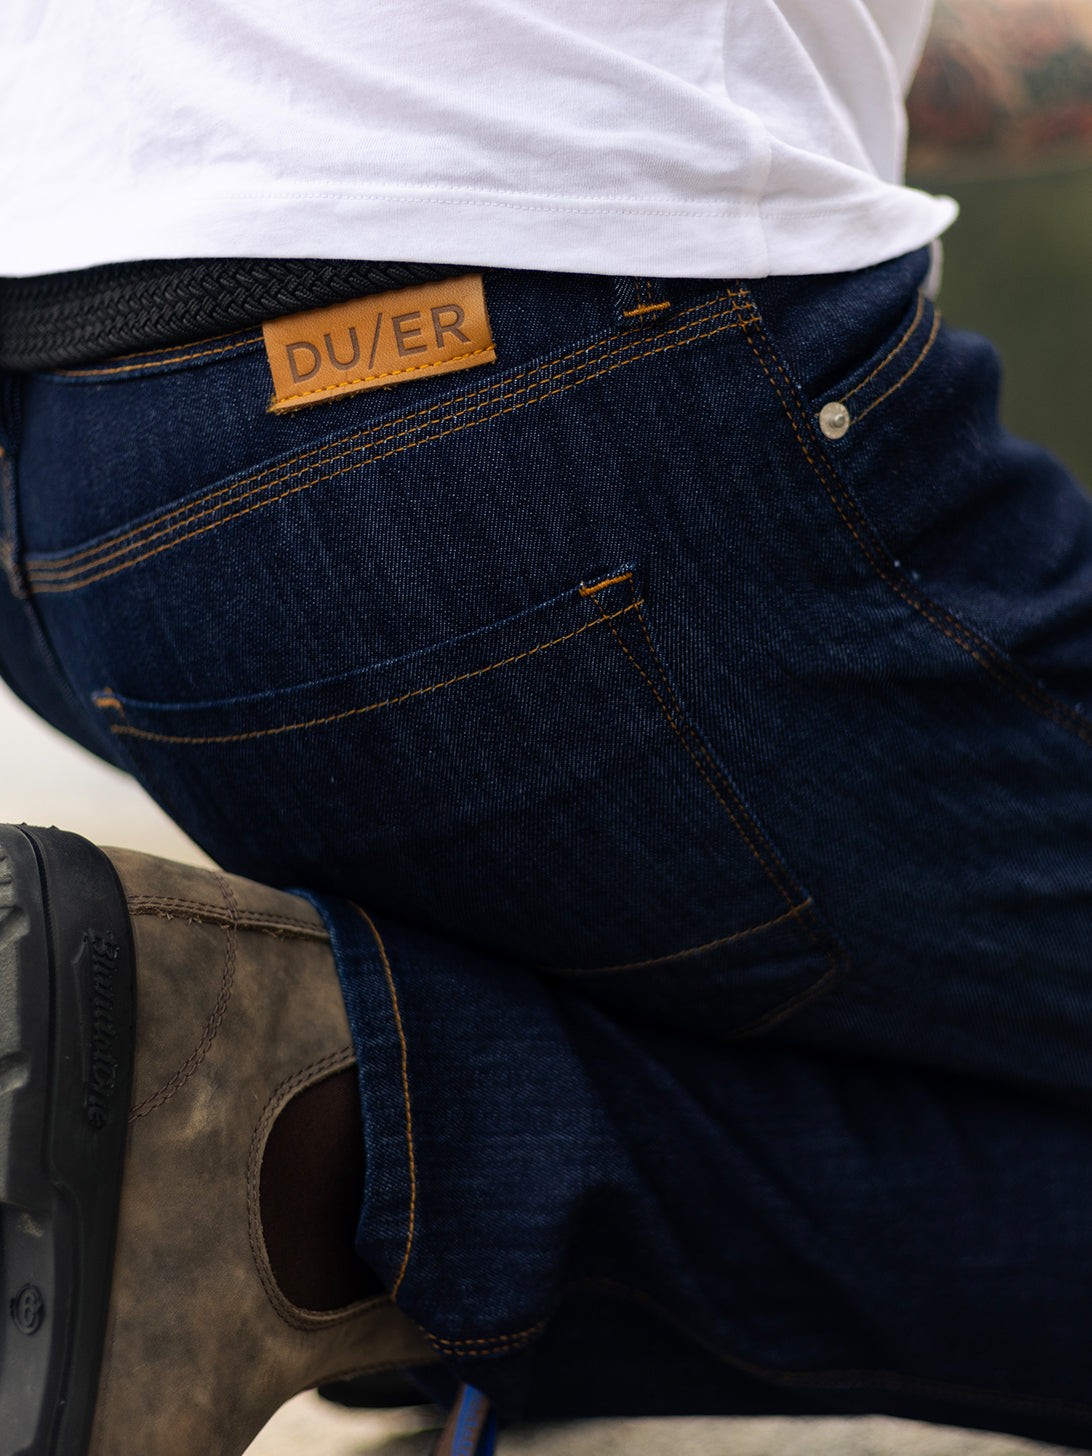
[262, 272, 495, 413]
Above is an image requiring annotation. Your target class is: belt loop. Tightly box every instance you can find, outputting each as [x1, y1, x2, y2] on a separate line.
[0, 372, 27, 599]
[0, 371, 22, 455]
[0, 454, 26, 603]
[612, 277, 673, 327]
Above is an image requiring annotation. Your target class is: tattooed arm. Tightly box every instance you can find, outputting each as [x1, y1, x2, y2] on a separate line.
[907, 0, 1092, 176]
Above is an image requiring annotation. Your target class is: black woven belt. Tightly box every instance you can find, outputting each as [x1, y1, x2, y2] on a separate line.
[0, 257, 468, 372]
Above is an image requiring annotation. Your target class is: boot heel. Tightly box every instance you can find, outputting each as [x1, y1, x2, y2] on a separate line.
[0, 826, 135, 1456]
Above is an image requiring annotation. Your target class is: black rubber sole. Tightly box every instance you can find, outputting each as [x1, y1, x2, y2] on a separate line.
[0, 827, 135, 1456]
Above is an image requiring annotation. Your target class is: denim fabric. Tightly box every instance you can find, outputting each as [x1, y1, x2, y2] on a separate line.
[5, 253, 1092, 1440]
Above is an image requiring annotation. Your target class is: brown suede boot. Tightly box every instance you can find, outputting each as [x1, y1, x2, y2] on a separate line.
[0, 825, 433, 1456]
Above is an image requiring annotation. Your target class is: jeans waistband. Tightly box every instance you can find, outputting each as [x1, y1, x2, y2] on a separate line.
[0, 258, 468, 372]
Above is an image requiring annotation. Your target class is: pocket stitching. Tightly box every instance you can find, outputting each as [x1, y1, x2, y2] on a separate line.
[351, 904, 418, 1301]
[581, 576, 851, 1032]
[94, 596, 644, 745]
[817, 289, 939, 426]
[581, 575, 807, 914]
[51, 331, 259, 378]
[737, 298, 1092, 751]
[840, 289, 925, 405]
[100, 568, 851, 1033]
[33, 292, 747, 574]
[850, 303, 941, 426]
[544, 899, 813, 975]
[27, 291, 760, 594]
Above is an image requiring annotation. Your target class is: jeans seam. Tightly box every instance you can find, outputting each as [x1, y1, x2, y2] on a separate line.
[729, 948, 848, 1037]
[0, 447, 26, 599]
[0, 421, 113, 746]
[273, 344, 495, 405]
[427, 1317, 548, 1356]
[34, 289, 746, 572]
[580, 576, 851, 1030]
[51, 331, 258, 377]
[350, 913, 544, 1364]
[544, 901, 812, 975]
[37, 330, 659, 570]
[852, 304, 941, 425]
[31, 297, 753, 586]
[351, 903, 417, 1300]
[581, 578, 805, 912]
[578, 571, 633, 596]
[91, 599, 643, 745]
[841, 290, 927, 406]
[26, 292, 758, 592]
[736, 300, 1092, 751]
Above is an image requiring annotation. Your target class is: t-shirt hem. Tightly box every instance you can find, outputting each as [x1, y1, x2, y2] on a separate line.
[0, 188, 958, 280]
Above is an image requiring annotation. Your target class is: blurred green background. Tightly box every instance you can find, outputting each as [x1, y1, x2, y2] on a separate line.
[930, 166, 1092, 488]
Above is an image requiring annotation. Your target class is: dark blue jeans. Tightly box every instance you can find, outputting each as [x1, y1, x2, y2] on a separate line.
[5, 252, 1092, 1443]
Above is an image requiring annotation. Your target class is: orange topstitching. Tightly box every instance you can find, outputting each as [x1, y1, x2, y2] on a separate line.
[35, 323, 656, 572]
[30, 294, 755, 584]
[54, 333, 258, 377]
[31, 304, 757, 593]
[546, 900, 813, 975]
[27, 291, 754, 586]
[734, 300, 1092, 751]
[32, 303, 758, 593]
[854, 307, 941, 424]
[427, 1316, 548, 1354]
[273, 344, 495, 404]
[841, 291, 926, 404]
[579, 572, 633, 596]
[351, 904, 416, 1300]
[622, 302, 671, 318]
[95, 598, 642, 746]
[583, 577, 805, 915]
[583, 570, 847, 1018]
[34, 290, 747, 573]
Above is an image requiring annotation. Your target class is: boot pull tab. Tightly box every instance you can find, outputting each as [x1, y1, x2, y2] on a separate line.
[433, 1382, 497, 1455]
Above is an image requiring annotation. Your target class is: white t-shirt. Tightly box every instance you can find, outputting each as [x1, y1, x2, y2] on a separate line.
[0, 0, 955, 278]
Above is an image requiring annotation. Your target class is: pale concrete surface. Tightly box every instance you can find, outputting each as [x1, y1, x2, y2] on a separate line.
[248, 1394, 1077, 1456]
[0, 680, 213, 863]
[1, 684, 1075, 1456]
[245, 1395, 441, 1455]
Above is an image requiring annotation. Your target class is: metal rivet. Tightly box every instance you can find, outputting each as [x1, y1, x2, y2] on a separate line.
[819, 402, 851, 440]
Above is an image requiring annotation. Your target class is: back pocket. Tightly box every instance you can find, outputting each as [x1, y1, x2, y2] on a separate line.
[96, 567, 844, 1035]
